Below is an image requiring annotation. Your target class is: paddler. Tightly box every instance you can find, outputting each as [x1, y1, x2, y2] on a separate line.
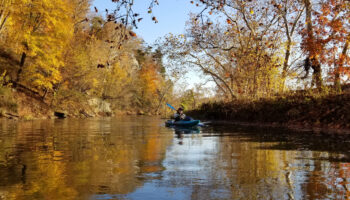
[173, 107, 192, 121]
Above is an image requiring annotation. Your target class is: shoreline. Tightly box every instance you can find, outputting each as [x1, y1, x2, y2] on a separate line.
[0, 112, 161, 121]
[2, 113, 349, 135]
[202, 120, 350, 135]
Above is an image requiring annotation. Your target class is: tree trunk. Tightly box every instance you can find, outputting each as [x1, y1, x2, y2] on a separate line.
[42, 88, 48, 100]
[311, 59, 322, 91]
[304, 0, 323, 91]
[280, 2, 304, 92]
[0, 12, 9, 33]
[16, 52, 27, 82]
[334, 67, 340, 92]
[281, 40, 291, 92]
[334, 35, 349, 92]
[155, 84, 172, 115]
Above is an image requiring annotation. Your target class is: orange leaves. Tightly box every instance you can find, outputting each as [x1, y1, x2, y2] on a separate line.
[301, 0, 349, 75]
[339, 66, 350, 76]
[321, 3, 331, 16]
[139, 63, 159, 95]
[226, 19, 232, 24]
[129, 31, 137, 37]
[329, 19, 343, 32]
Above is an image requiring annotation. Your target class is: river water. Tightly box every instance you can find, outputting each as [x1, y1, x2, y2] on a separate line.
[0, 116, 349, 200]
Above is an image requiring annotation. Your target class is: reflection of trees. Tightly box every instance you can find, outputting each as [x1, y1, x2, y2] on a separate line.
[208, 126, 350, 200]
[2, 119, 350, 199]
[216, 138, 295, 199]
[303, 152, 350, 200]
[0, 117, 173, 199]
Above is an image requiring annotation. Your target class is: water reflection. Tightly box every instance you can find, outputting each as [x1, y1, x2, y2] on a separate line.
[0, 118, 349, 199]
[202, 125, 350, 200]
[0, 117, 173, 200]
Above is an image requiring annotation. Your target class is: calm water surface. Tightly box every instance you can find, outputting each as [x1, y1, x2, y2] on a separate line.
[0, 116, 350, 200]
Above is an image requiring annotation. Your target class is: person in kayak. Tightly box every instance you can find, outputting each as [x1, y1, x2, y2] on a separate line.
[173, 107, 192, 121]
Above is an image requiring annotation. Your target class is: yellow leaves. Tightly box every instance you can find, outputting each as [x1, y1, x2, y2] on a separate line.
[250, 9, 254, 14]
[6, 0, 74, 91]
[112, 62, 128, 81]
[92, 78, 99, 88]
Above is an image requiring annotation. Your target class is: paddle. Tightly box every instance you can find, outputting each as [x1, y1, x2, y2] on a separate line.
[166, 103, 177, 111]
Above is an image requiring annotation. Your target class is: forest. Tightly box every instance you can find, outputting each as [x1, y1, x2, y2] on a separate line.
[0, 0, 179, 118]
[0, 0, 349, 128]
[1, 1, 350, 199]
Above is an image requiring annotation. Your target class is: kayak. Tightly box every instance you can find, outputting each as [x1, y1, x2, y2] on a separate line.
[165, 120, 201, 127]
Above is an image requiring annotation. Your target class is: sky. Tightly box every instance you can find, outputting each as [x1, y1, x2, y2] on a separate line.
[92, 0, 213, 91]
[92, 0, 202, 45]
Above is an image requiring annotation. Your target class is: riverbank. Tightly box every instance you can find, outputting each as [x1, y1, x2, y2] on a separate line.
[0, 87, 161, 120]
[188, 92, 350, 134]
[0, 87, 113, 120]
[0, 87, 58, 120]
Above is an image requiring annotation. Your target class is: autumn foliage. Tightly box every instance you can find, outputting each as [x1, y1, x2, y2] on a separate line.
[0, 0, 349, 117]
[163, 0, 350, 101]
[0, 0, 171, 116]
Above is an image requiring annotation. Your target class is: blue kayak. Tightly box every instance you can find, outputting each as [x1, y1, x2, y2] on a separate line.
[165, 120, 201, 127]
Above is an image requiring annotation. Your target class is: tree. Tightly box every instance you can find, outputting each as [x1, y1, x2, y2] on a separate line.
[298, 0, 350, 92]
[273, 0, 305, 92]
[136, 56, 162, 110]
[0, 0, 12, 35]
[7, 0, 74, 97]
[163, 0, 285, 100]
[314, 0, 350, 91]
[300, 0, 323, 90]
